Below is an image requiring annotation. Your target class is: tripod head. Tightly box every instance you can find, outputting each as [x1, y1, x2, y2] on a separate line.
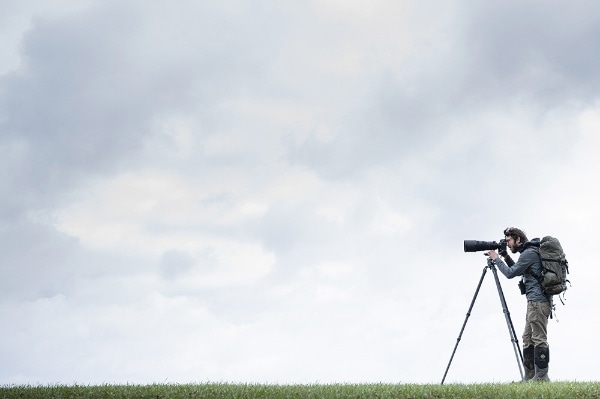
[485, 252, 515, 267]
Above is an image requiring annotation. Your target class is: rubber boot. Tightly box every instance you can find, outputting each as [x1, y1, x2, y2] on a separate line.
[522, 346, 535, 381]
[529, 346, 550, 382]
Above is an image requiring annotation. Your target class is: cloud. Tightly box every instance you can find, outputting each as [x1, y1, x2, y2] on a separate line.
[1, 0, 600, 385]
[463, 1, 600, 105]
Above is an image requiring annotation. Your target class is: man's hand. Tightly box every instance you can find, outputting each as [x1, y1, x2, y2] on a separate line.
[484, 250, 499, 260]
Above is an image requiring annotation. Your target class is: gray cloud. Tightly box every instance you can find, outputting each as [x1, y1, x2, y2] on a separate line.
[159, 249, 195, 280]
[1, 0, 599, 385]
[463, 1, 600, 105]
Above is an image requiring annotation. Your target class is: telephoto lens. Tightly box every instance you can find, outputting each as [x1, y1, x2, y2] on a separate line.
[463, 240, 500, 252]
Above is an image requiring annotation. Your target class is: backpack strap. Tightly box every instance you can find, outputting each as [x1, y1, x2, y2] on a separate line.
[532, 249, 554, 302]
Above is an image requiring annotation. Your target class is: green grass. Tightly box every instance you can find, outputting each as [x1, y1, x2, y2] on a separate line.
[1, 382, 599, 399]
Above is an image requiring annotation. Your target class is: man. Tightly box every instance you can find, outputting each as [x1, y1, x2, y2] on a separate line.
[485, 227, 551, 382]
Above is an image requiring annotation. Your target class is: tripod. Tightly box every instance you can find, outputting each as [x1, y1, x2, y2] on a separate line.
[441, 258, 524, 384]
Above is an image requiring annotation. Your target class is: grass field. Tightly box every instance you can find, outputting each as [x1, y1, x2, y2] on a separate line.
[1, 382, 600, 399]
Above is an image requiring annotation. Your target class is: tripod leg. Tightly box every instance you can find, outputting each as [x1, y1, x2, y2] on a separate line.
[441, 266, 488, 385]
[489, 262, 524, 381]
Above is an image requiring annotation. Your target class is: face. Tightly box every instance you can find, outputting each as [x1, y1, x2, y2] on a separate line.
[505, 235, 521, 253]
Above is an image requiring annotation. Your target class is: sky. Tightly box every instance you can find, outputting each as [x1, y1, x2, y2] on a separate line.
[1, 0, 599, 385]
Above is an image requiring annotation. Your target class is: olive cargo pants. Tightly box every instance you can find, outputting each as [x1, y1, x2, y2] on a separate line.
[522, 300, 551, 348]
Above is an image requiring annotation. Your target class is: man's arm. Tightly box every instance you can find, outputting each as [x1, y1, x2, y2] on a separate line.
[486, 249, 534, 279]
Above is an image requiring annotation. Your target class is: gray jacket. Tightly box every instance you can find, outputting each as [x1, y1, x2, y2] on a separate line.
[493, 238, 550, 303]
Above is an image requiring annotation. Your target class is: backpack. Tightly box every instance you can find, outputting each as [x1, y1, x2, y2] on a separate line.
[533, 236, 570, 298]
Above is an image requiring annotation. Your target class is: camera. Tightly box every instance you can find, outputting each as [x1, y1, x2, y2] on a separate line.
[464, 238, 514, 266]
[463, 239, 508, 253]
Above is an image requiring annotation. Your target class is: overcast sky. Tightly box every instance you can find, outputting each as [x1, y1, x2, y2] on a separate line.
[1, 0, 599, 385]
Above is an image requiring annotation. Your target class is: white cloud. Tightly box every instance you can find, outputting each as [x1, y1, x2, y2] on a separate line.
[2, 0, 600, 386]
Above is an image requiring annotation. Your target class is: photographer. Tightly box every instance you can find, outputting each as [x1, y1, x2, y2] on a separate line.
[485, 227, 551, 382]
